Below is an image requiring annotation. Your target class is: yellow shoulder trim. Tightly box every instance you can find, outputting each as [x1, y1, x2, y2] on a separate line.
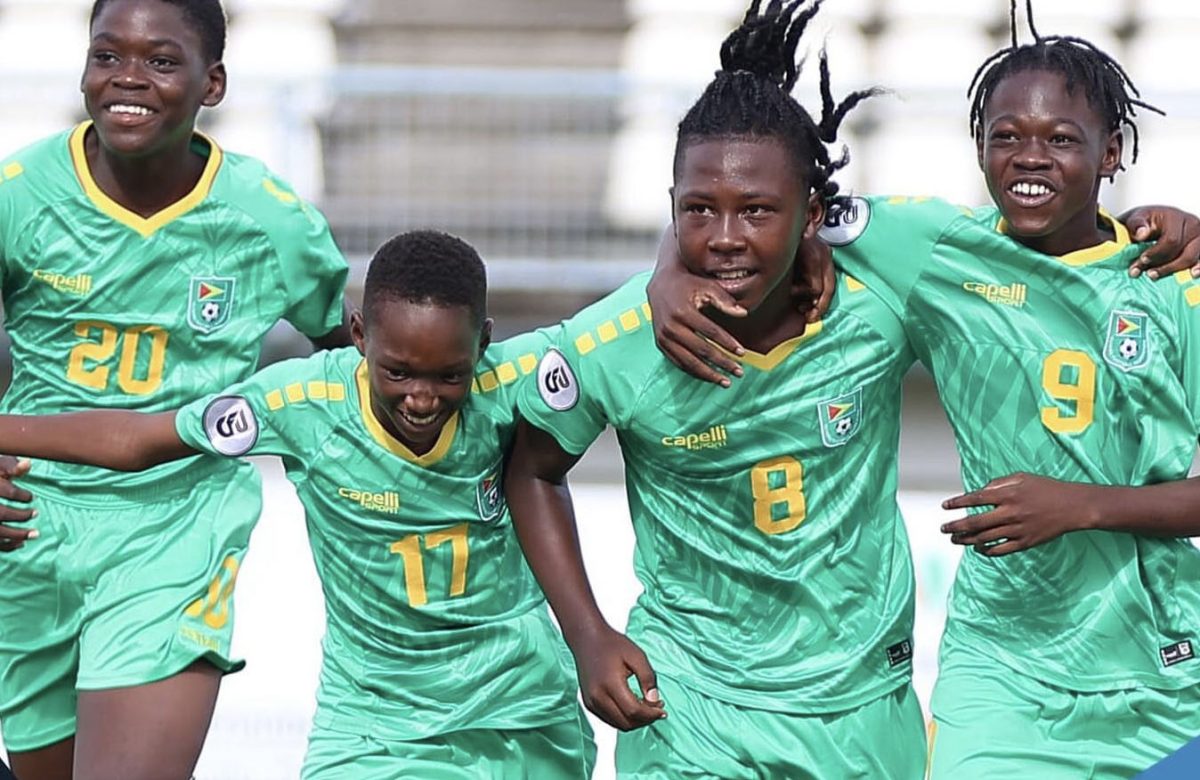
[69, 121, 223, 238]
[355, 361, 457, 467]
[736, 320, 824, 371]
[995, 207, 1130, 267]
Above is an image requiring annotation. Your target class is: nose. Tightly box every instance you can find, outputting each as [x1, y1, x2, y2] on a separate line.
[708, 212, 746, 254]
[1013, 138, 1052, 171]
[111, 58, 149, 89]
[402, 385, 440, 417]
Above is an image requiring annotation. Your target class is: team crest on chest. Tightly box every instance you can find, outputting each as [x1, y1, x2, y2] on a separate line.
[476, 463, 505, 523]
[818, 386, 863, 447]
[188, 276, 236, 333]
[1103, 309, 1150, 372]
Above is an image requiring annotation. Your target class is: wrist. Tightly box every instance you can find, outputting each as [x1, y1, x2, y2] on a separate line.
[560, 612, 612, 649]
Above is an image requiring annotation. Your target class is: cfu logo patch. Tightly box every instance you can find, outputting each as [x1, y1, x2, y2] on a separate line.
[202, 396, 258, 456]
[1103, 310, 1150, 372]
[537, 348, 578, 411]
[818, 197, 871, 246]
[476, 462, 505, 523]
[818, 386, 863, 447]
[188, 276, 235, 333]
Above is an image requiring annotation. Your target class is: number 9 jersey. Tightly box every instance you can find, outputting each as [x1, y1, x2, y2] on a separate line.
[518, 271, 918, 714]
[0, 122, 348, 498]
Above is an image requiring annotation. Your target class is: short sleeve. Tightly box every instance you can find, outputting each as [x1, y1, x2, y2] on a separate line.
[828, 195, 968, 318]
[1172, 275, 1200, 437]
[273, 194, 349, 339]
[175, 354, 339, 461]
[516, 275, 656, 455]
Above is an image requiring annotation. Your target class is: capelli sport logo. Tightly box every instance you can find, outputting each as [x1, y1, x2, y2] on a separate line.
[537, 349, 578, 411]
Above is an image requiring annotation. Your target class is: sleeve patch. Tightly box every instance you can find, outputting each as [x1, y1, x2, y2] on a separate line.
[537, 348, 579, 411]
[202, 396, 259, 456]
[819, 197, 871, 247]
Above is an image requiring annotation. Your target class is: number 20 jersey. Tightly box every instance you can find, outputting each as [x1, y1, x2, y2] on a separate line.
[519, 271, 917, 713]
[830, 195, 1200, 692]
[0, 123, 348, 497]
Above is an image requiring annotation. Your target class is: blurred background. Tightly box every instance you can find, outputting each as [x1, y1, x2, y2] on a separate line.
[0, 0, 1198, 776]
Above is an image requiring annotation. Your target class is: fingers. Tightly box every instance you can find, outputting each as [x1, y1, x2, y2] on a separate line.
[948, 522, 1015, 548]
[660, 339, 736, 388]
[583, 680, 665, 732]
[1134, 234, 1200, 281]
[655, 311, 745, 386]
[1131, 214, 1200, 279]
[0, 457, 33, 505]
[0, 516, 38, 553]
[694, 288, 747, 321]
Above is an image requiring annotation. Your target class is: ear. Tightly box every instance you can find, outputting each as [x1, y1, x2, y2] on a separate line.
[668, 186, 678, 235]
[1099, 129, 1123, 181]
[202, 62, 227, 108]
[478, 317, 494, 359]
[976, 131, 986, 173]
[803, 191, 826, 239]
[350, 309, 367, 357]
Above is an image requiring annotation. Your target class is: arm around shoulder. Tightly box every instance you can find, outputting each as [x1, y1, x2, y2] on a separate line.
[0, 410, 195, 472]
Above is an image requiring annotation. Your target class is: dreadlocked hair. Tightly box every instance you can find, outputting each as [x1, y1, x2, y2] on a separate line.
[674, 0, 881, 205]
[968, 0, 1162, 170]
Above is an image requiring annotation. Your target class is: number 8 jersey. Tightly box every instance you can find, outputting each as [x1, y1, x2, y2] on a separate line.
[0, 123, 348, 497]
[830, 195, 1200, 692]
[518, 271, 918, 713]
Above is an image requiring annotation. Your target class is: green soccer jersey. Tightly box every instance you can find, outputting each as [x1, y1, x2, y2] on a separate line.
[176, 339, 581, 740]
[829, 194, 1200, 691]
[0, 123, 348, 496]
[518, 271, 917, 713]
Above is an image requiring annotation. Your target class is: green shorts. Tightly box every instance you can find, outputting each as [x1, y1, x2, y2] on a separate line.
[0, 468, 260, 752]
[615, 674, 925, 779]
[301, 709, 597, 779]
[929, 644, 1200, 779]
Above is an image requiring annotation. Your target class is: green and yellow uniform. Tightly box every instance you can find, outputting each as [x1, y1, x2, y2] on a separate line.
[0, 123, 347, 751]
[519, 272, 924, 779]
[828, 195, 1200, 778]
[175, 341, 594, 779]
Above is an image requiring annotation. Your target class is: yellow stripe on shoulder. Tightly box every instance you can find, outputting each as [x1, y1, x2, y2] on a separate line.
[572, 302, 652, 360]
[264, 379, 345, 410]
[1, 162, 23, 181]
[846, 276, 866, 293]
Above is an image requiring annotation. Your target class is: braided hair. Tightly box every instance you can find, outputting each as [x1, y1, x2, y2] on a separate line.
[968, 0, 1162, 170]
[674, 0, 880, 204]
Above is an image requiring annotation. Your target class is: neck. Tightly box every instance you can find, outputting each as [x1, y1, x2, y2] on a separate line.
[713, 283, 810, 356]
[84, 126, 206, 218]
[1013, 200, 1112, 257]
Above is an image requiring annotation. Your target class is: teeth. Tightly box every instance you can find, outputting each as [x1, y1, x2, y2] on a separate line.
[713, 270, 751, 281]
[1010, 181, 1052, 197]
[109, 104, 153, 116]
[402, 411, 438, 426]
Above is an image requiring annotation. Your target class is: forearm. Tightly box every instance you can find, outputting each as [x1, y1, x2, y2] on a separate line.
[1084, 477, 1200, 537]
[0, 410, 195, 471]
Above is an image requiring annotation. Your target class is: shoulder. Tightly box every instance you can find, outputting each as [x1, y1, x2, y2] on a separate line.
[211, 144, 329, 235]
[241, 347, 358, 414]
[470, 328, 556, 403]
[823, 194, 975, 248]
[559, 271, 656, 359]
[0, 129, 76, 208]
[830, 273, 909, 348]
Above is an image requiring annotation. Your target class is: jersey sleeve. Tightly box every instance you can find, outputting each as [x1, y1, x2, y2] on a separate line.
[826, 195, 969, 317]
[517, 273, 655, 456]
[263, 178, 349, 339]
[175, 353, 342, 464]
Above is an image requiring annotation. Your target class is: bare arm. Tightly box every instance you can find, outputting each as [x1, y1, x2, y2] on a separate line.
[941, 472, 1200, 556]
[2, 410, 197, 473]
[505, 419, 666, 730]
[1121, 206, 1200, 280]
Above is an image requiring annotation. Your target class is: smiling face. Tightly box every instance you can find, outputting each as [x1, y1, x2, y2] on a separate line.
[672, 137, 821, 320]
[82, 0, 225, 158]
[351, 299, 490, 456]
[977, 68, 1122, 256]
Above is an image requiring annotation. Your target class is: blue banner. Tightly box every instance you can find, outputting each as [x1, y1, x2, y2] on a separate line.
[1136, 735, 1200, 779]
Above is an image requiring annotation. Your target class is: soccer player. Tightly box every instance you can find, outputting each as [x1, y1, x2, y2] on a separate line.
[506, 2, 925, 777]
[0, 1, 350, 778]
[0, 231, 596, 779]
[652, 2, 1200, 776]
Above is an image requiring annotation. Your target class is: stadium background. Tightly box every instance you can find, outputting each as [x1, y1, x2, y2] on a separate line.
[0, 0, 1198, 776]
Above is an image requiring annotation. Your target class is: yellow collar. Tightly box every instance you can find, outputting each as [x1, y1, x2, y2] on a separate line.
[996, 207, 1131, 267]
[354, 361, 458, 467]
[718, 320, 825, 372]
[69, 121, 223, 238]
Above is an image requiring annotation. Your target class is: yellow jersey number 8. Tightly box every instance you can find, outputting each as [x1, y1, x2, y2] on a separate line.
[751, 456, 807, 535]
[66, 320, 169, 396]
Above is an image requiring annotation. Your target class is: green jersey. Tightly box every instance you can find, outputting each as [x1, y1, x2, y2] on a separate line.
[176, 340, 580, 740]
[518, 272, 917, 713]
[829, 195, 1200, 691]
[0, 123, 348, 497]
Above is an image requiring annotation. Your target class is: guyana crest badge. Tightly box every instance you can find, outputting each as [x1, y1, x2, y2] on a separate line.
[477, 463, 505, 523]
[188, 276, 235, 333]
[818, 386, 863, 447]
[1103, 309, 1150, 372]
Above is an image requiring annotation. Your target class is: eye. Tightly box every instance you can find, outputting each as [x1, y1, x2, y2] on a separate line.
[683, 202, 713, 216]
[384, 367, 409, 381]
[744, 204, 774, 217]
[990, 130, 1018, 142]
[148, 56, 179, 70]
[441, 372, 469, 385]
[1050, 134, 1078, 145]
[90, 50, 118, 65]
